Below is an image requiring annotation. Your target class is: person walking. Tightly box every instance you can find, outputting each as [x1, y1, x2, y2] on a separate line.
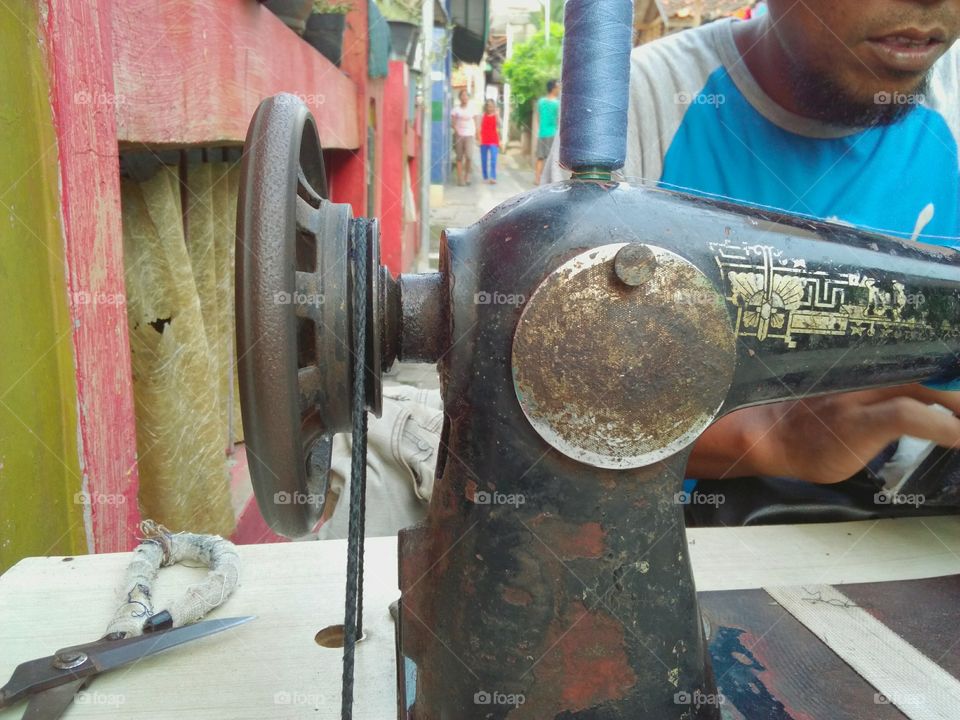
[479, 99, 502, 184]
[450, 89, 478, 186]
[534, 79, 560, 185]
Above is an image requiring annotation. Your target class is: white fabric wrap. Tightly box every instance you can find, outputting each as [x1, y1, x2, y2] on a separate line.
[105, 525, 240, 637]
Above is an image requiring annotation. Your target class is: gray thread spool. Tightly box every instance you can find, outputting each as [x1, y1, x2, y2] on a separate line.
[559, 0, 634, 177]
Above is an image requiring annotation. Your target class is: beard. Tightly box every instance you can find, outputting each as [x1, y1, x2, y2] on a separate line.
[785, 56, 931, 128]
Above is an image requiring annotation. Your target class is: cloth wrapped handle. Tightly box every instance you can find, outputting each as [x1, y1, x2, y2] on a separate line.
[105, 521, 241, 638]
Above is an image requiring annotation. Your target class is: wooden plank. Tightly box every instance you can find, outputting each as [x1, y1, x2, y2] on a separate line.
[0, 539, 398, 720]
[43, 0, 141, 552]
[380, 61, 408, 273]
[0, 0, 88, 571]
[700, 589, 910, 720]
[767, 584, 960, 719]
[1, 519, 959, 719]
[841, 575, 960, 680]
[687, 516, 960, 591]
[110, 0, 360, 149]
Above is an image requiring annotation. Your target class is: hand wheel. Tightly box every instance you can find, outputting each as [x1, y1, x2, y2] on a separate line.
[236, 94, 388, 538]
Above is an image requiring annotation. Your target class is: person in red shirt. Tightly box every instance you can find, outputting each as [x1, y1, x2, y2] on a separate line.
[478, 99, 502, 184]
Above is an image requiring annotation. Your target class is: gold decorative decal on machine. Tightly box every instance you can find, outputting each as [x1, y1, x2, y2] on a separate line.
[712, 242, 955, 348]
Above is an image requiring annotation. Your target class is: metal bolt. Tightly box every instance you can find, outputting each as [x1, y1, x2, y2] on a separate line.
[53, 651, 88, 670]
[614, 244, 657, 287]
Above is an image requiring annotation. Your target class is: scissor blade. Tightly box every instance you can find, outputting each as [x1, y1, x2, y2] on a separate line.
[86, 616, 255, 674]
[21, 678, 85, 720]
[0, 617, 253, 710]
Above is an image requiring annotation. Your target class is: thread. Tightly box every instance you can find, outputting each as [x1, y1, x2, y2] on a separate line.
[559, 0, 634, 172]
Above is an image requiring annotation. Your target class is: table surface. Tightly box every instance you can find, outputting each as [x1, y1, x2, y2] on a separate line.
[2, 517, 959, 719]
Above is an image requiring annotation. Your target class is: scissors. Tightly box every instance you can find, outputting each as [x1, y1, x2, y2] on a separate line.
[0, 522, 253, 719]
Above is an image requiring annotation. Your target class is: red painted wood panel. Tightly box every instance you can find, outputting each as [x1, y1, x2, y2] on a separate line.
[328, 0, 369, 212]
[111, 0, 360, 149]
[380, 61, 407, 273]
[44, 0, 141, 552]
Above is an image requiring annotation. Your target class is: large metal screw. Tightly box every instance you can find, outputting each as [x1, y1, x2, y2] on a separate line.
[53, 651, 88, 670]
[614, 243, 657, 287]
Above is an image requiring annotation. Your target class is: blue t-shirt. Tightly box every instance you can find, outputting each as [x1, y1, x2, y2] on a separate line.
[661, 69, 959, 244]
[610, 18, 960, 248]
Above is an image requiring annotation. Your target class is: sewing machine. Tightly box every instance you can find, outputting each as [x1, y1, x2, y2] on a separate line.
[234, 1, 960, 718]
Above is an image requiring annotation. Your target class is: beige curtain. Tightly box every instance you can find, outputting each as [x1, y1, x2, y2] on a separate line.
[121, 161, 241, 536]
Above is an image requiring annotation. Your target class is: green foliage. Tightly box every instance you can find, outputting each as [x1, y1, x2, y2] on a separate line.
[502, 23, 563, 130]
[313, 0, 353, 14]
[376, 0, 419, 22]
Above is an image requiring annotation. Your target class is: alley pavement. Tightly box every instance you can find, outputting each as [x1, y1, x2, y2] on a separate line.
[426, 145, 535, 268]
[394, 145, 534, 389]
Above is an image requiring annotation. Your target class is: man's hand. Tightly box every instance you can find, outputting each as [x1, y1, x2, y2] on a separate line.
[688, 384, 960, 484]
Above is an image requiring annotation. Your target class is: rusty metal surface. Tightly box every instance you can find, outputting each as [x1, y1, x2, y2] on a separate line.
[237, 95, 396, 539]
[397, 179, 960, 719]
[380, 267, 401, 372]
[398, 272, 448, 363]
[512, 243, 736, 469]
[398, 182, 726, 720]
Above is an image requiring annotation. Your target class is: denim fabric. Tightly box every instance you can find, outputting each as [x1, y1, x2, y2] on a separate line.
[480, 144, 498, 180]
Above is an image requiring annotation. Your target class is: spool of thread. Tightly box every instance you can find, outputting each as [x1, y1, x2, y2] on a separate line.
[559, 0, 634, 174]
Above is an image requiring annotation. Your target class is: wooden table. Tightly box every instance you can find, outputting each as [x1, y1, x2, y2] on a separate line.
[2, 517, 959, 719]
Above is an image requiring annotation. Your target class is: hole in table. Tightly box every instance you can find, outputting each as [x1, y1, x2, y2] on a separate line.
[315, 624, 367, 648]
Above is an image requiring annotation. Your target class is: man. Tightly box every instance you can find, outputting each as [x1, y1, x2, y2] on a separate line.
[451, 89, 478, 186]
[547, 1, 960, 507]
[533, 79, 560, 185]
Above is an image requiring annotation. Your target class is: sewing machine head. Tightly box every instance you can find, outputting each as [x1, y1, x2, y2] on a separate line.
[235, 1, 960, 717]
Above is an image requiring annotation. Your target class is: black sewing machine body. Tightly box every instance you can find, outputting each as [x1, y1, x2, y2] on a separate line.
[392, 179, 960, 719]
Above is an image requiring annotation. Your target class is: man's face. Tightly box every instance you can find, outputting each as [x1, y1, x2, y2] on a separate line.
[767, 0, 960, 124]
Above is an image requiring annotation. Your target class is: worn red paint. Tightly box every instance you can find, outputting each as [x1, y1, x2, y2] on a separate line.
[327, 1, 372, 216]
[502, 586, 533, 607]
[519, 600, 637, 717]
[41, 0, 389, 553]
[379, 60, 418, 273]
[44, 0, 141, 552]
[110, 0, 359, 149]
[529, 515, 606, 559]
[465, 478, 479, 503]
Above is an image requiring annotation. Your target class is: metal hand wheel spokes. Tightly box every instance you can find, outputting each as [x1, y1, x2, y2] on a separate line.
[236, 94, 355, 538]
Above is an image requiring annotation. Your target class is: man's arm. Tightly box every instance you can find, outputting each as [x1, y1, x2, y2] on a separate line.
[688, 385, 960, 483]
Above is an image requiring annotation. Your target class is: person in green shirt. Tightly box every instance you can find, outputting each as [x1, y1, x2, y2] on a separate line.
[534, 79, 560, 185]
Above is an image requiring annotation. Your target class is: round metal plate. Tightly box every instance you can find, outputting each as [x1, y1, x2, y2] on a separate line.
[511, 243, 737, 469]
[236, 94, 353, 538]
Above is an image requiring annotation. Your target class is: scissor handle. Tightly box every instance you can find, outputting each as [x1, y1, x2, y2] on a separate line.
[105, 521, 240, 637]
